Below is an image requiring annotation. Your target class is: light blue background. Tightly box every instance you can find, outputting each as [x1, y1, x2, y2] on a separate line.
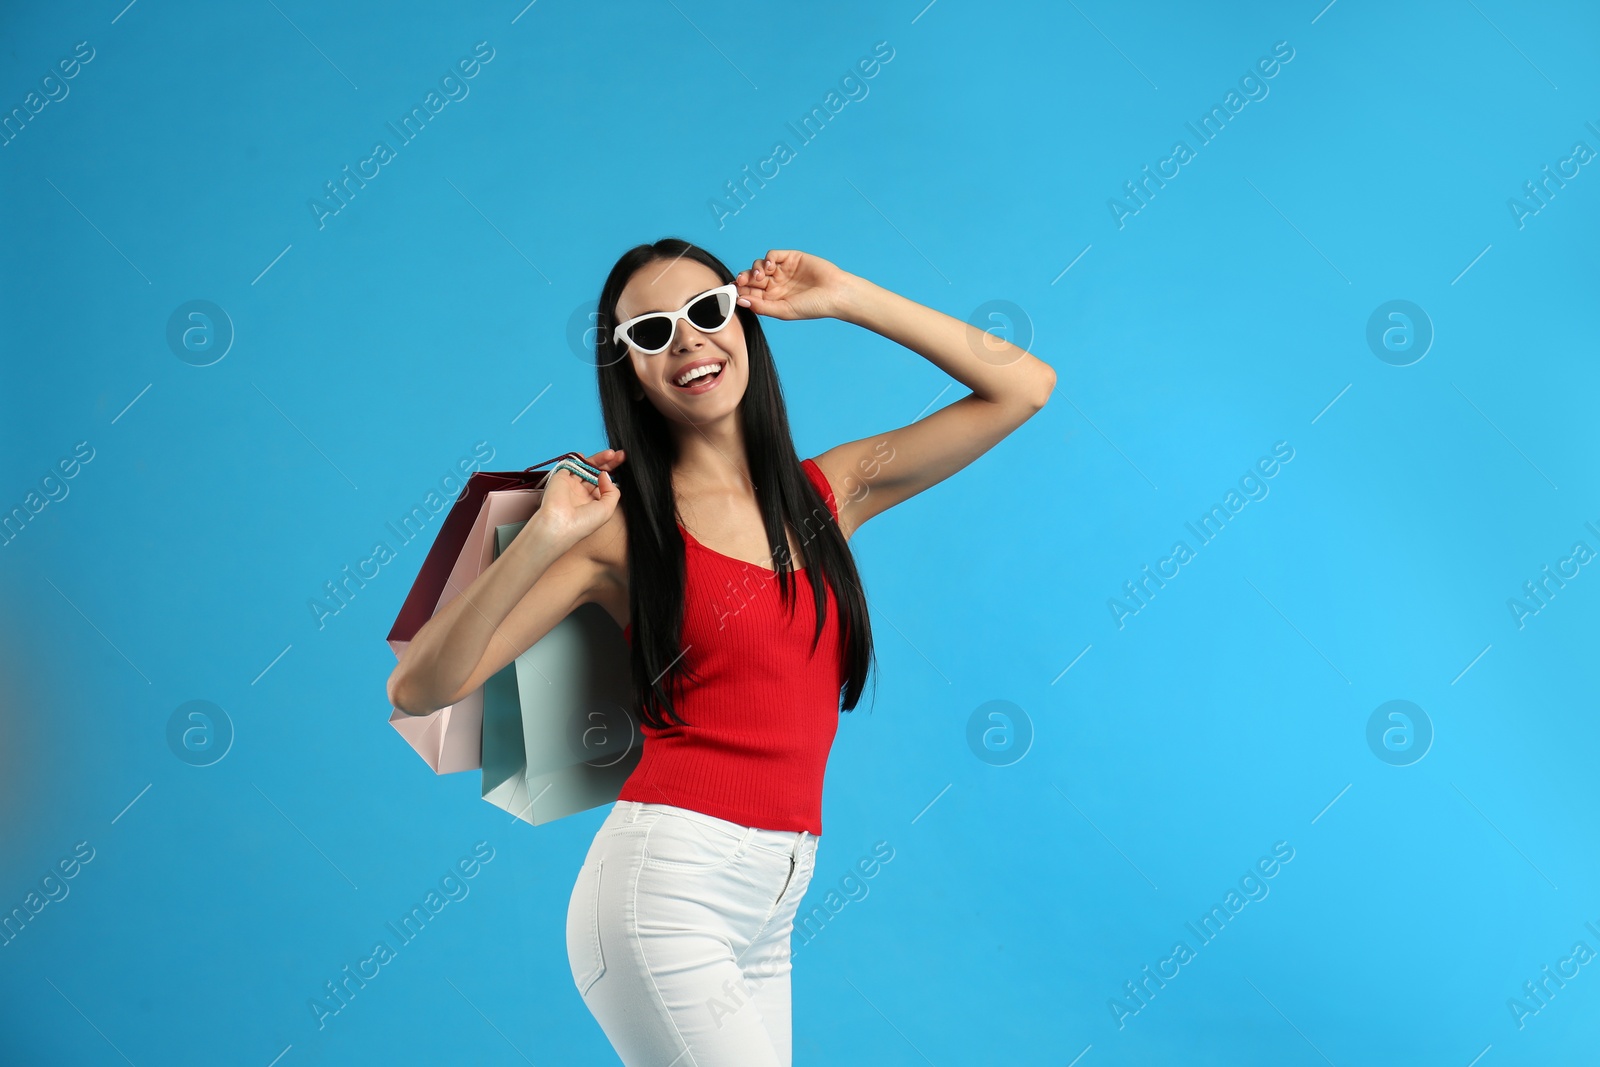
[3, 1, 1597, 1064]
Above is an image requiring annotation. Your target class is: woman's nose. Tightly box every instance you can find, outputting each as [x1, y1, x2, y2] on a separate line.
[672, 321, 706, 352]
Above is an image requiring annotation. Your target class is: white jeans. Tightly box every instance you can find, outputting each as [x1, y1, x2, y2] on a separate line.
[567, 800, 820, 1066]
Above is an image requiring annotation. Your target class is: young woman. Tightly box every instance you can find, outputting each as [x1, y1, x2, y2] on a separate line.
[388, 238, 1054, 1065]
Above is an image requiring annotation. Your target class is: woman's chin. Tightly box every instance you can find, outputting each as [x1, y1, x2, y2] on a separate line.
[656, 377, 744, 417]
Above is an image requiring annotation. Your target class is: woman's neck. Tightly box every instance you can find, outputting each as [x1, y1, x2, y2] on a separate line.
[669, 423, 753, 496]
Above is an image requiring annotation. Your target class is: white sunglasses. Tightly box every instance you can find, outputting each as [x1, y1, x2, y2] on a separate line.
[611, 284, 739, 355]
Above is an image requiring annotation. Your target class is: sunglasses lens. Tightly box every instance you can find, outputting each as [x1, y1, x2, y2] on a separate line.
[627, 315, 674, 352]
[687, 290, 734, 332]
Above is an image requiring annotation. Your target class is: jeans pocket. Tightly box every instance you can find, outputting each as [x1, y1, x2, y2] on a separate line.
[640, 812, 746, 872]
[566, 858, 606, 997]
[783, 843, 818, 905]
[796, 842, 818, 891]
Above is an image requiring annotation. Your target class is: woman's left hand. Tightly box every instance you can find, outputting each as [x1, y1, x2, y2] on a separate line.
[734, 250, 855, 321]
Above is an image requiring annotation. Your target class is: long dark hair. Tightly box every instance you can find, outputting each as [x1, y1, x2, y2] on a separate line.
[591, 238, 876, 730]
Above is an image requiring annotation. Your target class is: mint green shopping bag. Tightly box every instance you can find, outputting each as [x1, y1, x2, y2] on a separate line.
[480, 520, 643, 826]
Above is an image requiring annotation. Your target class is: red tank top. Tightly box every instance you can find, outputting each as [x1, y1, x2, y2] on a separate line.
[615, 458, 845, 834]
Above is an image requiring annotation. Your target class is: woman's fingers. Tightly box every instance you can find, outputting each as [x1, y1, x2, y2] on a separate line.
[554, 458, 606, 500]
[570, 450, 624, 500]
[583, 447, 625, 470]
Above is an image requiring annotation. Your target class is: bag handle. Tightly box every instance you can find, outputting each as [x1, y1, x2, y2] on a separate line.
[522, 451, 621, 488]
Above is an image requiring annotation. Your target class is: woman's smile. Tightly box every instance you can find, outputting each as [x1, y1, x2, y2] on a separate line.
[669, 357, 728, 394]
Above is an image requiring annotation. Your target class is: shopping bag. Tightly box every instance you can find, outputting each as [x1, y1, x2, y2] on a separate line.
[386, 486, 543, 773]
[480, 519, 643, 826]
[386, 452, 611, 774]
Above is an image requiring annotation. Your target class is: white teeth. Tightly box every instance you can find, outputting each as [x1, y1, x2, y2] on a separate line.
[674, 362, 724, 386]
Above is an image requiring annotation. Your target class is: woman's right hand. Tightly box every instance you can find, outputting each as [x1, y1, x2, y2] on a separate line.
[534, 448, 626, 546]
